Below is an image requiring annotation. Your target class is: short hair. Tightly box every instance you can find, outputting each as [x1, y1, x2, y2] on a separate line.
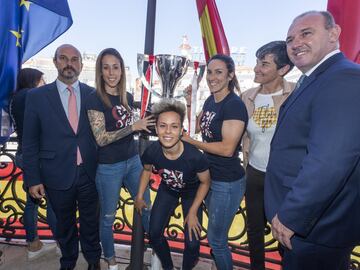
[294, 10, 336, 30]
[151, 99, 186, 126]
[207, 54, 240, 93]
[256, 41, 294, 72]
[53, 44, 82, 62]
[16, 68, 43, 91]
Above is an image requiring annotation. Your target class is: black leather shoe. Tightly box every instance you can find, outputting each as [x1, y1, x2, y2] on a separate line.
[88, 261, 101, 270]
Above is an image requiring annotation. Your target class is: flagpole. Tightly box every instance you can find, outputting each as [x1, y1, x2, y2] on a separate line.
[128, 1, 156, 269]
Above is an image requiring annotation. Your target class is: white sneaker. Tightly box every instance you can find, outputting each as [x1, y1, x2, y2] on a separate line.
[108, 264, 119, 270]
[28, 242, 57, 260]
[106, 256, 119, 270]
[55, 245, 61, 256]
[150, 252, 161, 270]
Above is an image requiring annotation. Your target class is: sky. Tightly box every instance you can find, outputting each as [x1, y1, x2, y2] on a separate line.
[38, 0, 328, 73]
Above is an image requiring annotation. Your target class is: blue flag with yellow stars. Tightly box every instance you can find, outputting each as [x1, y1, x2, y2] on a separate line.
[0, 0, 72, 144]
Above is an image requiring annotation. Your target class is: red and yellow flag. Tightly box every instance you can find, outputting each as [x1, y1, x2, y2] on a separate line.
[327, 0, 360, 63]
[196, 0, 230, 61]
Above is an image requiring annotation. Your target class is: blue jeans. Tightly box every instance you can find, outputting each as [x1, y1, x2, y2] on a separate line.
[16, 153, 57, 242]
[206, 177, 246, 270]
[149, 184, 201, 270]
[95, 155, 151, 260]
[24, 192, 57, 242]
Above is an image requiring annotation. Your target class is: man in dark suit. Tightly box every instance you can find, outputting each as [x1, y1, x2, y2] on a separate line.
[23, 44, 101, 270]
[265, 11, 360, 270]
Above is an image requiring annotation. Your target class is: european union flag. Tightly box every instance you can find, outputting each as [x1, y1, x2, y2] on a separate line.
[0, 0, 73, 144]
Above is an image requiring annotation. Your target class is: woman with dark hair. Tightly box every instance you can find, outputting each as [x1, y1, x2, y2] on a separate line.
[85, 48, 154, 270]
[183, 54, 248, 270]
[10, 68, 57, 259]
[135, 99, 210, 270]
[241, 41, 294, 270]
[11, 68, 45, 155]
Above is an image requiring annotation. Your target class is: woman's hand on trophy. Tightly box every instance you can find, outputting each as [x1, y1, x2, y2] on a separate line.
[183, 84, 192, 106]
[134, 196, 147, 216]
[132, 115, 155, 133]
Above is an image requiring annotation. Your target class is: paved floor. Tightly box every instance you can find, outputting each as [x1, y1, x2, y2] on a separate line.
[0, 240, 247, 270]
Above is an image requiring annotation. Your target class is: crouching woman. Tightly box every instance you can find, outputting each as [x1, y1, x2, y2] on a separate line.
[135, 99, 211, 270]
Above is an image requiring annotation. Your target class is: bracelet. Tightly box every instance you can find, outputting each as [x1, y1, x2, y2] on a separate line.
[186, 104, 191, 107]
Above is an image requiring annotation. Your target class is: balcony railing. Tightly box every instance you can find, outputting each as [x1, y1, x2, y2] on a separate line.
[0, 139, 359, 269]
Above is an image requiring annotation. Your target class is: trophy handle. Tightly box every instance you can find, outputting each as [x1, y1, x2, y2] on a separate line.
[196, 63, 206, 84]
[137, 53, 162, 98]
[173, 61, 206, 99]
[187, 61, 206, 137]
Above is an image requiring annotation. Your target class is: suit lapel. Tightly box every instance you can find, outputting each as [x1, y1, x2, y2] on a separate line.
[45, 81, 74, 133]
[276, 75, 315, 126]
[78, 83, 88, 133]
[276, 53, 345, 129]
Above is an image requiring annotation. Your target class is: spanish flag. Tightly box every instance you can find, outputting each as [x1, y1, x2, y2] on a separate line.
[327, 0, 360, 63]
[196, 0, 230, 61]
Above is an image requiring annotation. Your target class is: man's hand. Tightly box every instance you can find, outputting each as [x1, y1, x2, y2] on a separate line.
[29, 184, 45, 199]
[271, 214, 294, 250]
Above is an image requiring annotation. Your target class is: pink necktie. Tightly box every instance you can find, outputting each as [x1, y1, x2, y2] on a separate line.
[67, 86, 83, 165]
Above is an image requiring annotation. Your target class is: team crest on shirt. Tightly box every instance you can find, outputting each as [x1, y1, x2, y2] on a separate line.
[112, 105, 133, 129]
[153, 167, 185, 190]
[200, 111, 216, 138]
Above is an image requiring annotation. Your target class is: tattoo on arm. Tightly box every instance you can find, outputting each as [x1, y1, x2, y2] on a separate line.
[87, 110, 133, 147]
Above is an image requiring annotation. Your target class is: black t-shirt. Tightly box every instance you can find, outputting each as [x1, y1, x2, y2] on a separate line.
[141, 141, 209, 192]
[85, 91, 137, 164]
[200, 92, 248, 182]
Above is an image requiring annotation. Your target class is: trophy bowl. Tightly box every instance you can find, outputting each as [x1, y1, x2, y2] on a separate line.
[154, 54, 190, 98]
[137, 53, 206, 137]
[137, 53, 190, 99]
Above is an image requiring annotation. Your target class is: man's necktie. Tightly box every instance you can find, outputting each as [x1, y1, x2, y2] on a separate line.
[67, 86, 83, 165]
[294, 74, 307, 92]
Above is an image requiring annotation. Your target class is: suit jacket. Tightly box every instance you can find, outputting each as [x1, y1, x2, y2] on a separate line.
[265, 53, 360, 247]
[22, 81, 98, 190]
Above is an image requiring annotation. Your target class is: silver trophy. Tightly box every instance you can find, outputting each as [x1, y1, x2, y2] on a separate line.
[137, 54, 194, 99]
[137, 53, 205, 136]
